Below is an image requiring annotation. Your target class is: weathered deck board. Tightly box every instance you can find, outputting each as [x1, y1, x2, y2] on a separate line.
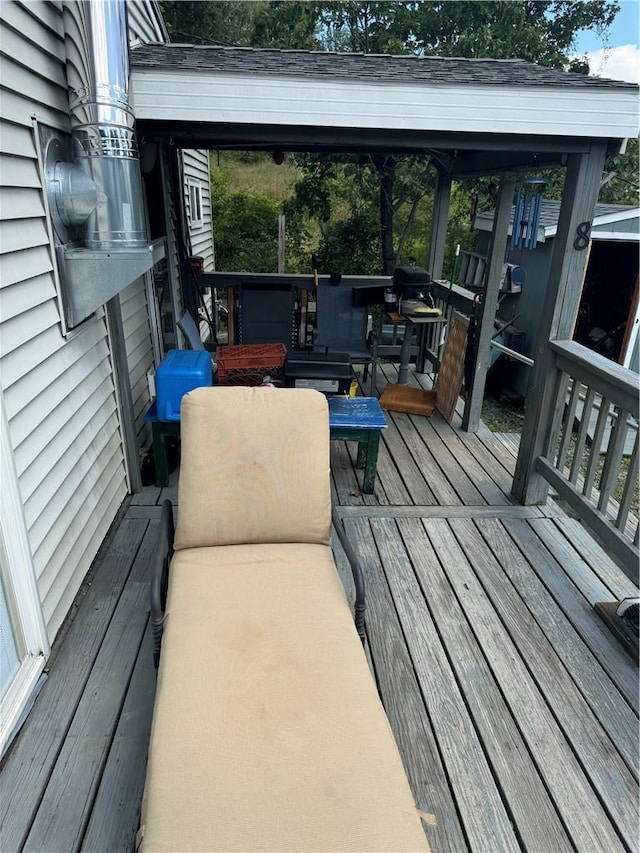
[504, 519, 639, 712]
[477, 518, 639, 779]
[421, 410, 513, 505]
[330, 439, 367, 505]
[391, 516, 575, 853]
[81, 626, 156, 853]
[22, 520, 158, 853]
[449, 518, 638, 849]
[553, 516, 640, 601]
[408, 412, 488, 505]
[530, 516, 630, 606]
[0, 517, 149, 853]
[426, 518, 628, 852]
[380, 411, 439, 504]
[389, 410, 464, 505]
[337, 503, 545, 519]
[345, 517, 468, 853]
[23, 582, 151, 853]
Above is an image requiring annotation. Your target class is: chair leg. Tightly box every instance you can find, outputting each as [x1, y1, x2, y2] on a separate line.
[370, 333, 378, 397]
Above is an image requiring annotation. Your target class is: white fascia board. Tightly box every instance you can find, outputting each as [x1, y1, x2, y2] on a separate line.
[590, 230, 640, 241]
[131, 69, 639, 140]
[545, 207, 640, 237]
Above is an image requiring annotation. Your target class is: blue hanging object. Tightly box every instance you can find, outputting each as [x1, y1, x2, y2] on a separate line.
[511, 179, 547, 251]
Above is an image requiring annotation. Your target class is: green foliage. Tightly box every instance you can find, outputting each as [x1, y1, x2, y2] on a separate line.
[315, 2, 407, 53]
[209, 170, 280, 272]
[159, 1, 260, 45]
[251, 1, 321, 49]
[393, 1, 619, 68]
[318, 208, 381, 275]
[599, 138, 640, 206]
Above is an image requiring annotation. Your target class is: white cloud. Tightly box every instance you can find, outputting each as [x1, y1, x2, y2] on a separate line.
[583, 43, 640, 84]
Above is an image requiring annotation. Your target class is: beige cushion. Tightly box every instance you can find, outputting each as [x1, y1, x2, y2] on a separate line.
[140, 544, 429, 853]
[175, 387, 331, 550]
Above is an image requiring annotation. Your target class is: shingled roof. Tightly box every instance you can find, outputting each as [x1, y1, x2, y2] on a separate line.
[131, 44, 638, 90]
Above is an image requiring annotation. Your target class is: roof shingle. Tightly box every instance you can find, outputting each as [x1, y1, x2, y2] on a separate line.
[131, 44, 638, 90]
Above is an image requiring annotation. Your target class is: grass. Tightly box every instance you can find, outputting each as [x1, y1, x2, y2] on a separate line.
[481, 393, 525, 434]
[212, 151, 298, 202]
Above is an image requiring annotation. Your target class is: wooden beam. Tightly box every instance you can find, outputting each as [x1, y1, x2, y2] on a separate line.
[512, 142, 608, 504]
[427, 174, 451, 281]
[462, 175, 516, 432]
[449, 150, 566, 179]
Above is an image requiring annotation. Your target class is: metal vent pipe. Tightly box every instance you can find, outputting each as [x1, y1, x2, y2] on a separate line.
[62, 0, 147, 250]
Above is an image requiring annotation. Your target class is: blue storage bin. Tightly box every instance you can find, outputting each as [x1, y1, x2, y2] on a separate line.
[155, 349, 212, 421]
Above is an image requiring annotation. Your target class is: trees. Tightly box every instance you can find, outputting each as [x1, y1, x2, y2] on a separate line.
[394, 1, 619, 69]
[209, 169, 281, 272]
[159, 1, 259, 46]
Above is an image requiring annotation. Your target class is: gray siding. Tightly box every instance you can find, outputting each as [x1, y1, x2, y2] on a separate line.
[127, 0, 167, 44]
[120, 279, 153, 442]
[182, 149, 215, 271]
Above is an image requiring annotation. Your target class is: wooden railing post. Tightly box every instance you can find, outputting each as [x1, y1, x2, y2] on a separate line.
[512, 142, 608, 504]
[462, 175, 516, 432]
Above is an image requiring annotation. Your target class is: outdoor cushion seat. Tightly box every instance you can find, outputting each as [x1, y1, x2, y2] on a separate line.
[139, 387, 429, 852]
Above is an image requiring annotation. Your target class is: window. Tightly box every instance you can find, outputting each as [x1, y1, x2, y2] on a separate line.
[188, 181, 203, 229]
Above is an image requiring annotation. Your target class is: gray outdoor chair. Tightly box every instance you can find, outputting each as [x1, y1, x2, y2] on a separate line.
[315, 284, 377, 396]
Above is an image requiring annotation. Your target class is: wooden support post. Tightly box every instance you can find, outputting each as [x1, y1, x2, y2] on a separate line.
[278, 214, 286, 273]
[462, 175, 516, 432]
[512, 142, 608, 505]
[428, 174, 451, 280]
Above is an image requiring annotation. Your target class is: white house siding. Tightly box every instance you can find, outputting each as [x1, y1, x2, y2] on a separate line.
[182, 148, 215, 271]
[0, 1, 128, 641]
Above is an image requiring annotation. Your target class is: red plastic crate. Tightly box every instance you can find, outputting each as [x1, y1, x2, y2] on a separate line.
[217, 344, 287, 385]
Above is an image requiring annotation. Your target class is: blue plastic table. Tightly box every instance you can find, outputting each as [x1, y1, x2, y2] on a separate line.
[145, 395, 387, 492]
[328, 396, 387, 494]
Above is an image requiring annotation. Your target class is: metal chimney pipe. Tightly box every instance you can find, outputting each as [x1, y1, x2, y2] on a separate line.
[62, 0, 147, 250]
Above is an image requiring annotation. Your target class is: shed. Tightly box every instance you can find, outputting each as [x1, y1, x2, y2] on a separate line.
[474, 201, 640, 399]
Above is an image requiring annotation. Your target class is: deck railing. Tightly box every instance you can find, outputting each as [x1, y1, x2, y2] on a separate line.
[419, 279, 475, 370]
[535, 339, 639, 578]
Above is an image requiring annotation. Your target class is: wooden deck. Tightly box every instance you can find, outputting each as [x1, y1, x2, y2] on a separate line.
[1, 364, 638, 853]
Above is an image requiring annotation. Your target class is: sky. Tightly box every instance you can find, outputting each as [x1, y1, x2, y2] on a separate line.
[572, 0, 640, 83]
